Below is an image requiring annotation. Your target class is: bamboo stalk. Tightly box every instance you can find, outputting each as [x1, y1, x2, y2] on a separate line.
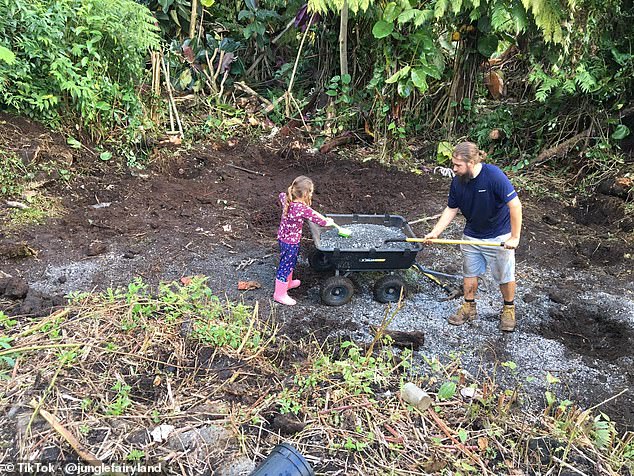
[160, 54, 184, 137]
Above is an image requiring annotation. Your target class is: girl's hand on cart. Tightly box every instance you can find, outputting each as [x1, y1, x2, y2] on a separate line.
[324, 217, 335, 227]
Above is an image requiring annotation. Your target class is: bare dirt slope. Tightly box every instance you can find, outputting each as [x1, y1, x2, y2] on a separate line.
[1, 113, 633, 431]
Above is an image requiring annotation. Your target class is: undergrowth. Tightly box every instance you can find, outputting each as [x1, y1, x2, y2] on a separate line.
[0, 278, 632, 475]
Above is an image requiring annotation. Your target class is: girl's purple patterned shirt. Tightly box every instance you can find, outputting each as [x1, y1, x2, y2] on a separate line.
[277, 192, 328, 244]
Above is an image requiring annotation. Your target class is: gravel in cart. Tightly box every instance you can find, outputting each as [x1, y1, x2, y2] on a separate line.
[319, 224, 410, 249]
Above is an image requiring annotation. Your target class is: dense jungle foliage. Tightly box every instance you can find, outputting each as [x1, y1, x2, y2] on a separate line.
[0, 0, 632, 182]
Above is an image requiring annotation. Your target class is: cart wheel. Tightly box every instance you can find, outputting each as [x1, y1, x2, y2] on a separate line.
[321, 276, 354, 306]
[309, 250, 334, 271]
[374, 275, 407, 303]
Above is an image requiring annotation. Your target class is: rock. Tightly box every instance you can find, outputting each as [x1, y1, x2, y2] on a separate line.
[522, 293, 538, 304]
[125, 428, 151, 445]
[3, 278, 29, 299]
[370, 326, 425, 349]
[86, 241, 107, 256]
[215, 454, 256, 476]
[619, 216, 634, 232]
[541, 214, 561, 226]
[547, 290, 571, 305]
[165, 425, 233, 451]
[271, 413, 307, 435]
[19, 289, 49, 316]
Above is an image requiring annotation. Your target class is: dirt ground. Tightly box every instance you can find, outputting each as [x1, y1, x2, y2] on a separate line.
[1, 112, 634, 433]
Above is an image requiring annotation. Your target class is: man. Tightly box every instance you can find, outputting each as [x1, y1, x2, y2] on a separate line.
[424, 141, 522, 332]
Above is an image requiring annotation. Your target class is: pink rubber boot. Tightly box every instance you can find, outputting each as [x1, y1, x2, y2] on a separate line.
[287, 270, 301, 290]
[273, 279, 296, 305]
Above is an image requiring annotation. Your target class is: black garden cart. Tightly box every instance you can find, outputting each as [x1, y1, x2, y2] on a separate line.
[307, 214, 425, 306]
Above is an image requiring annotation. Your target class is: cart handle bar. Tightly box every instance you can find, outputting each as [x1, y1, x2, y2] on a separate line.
[385, 238, 505, 247]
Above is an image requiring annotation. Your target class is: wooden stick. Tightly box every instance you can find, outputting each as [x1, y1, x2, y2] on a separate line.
[227, 163, 266, 176]
[234, 81, 273, 107]
[160, 54, 184, 137]
[29, 399, 104, 467]
[427, 408, 490, 475]
[408, 214, 441, 225]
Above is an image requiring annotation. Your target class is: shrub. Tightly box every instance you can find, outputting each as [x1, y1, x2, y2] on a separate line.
[0, 0, 159, 136]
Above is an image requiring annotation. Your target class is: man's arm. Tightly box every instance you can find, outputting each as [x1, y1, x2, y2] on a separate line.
[424, 207, 459, 239]
[505, 197, 522, 249]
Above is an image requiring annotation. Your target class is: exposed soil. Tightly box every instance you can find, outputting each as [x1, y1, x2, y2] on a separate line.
[1, 112, 634, 435]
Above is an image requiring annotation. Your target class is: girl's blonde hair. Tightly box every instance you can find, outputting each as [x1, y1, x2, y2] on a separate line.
[453, 141, 486, 164]
[284, 176, 314, 216]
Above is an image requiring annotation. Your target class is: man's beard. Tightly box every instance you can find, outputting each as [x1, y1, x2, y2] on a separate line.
[458, 172, 473, 184]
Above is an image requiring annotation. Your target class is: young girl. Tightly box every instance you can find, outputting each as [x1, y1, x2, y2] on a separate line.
[274, 176, 333, 305]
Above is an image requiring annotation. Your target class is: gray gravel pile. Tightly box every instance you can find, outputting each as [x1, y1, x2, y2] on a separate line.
[319, 224, 409, 250]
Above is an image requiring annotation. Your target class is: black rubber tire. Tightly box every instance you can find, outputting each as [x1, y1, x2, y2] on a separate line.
[373, 275, 408, 303]
[320, 276, 354, 306]
[309, 250, 334, 271]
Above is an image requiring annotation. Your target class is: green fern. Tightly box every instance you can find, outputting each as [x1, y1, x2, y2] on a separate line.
[574, 64, 597, 93]
[491, 1, 512, 30]
[522, 0, 566, 42]
[308, 0, 373, 13]
[434, 0, 449, 18]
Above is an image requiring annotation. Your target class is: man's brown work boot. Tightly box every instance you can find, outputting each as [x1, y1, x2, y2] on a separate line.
[448, 301, 477, 325]
[499, 305, 516, 332]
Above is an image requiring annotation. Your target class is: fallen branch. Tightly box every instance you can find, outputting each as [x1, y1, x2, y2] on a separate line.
[531, 127, 592, 166]
[5, 200, 29, 210]
[427, 408, 491, 475]
[408, 214, 442, 225]
[29, 399, 104, 467]
[227, 163, 266, 176]
[235, 81, 273, 108]
[319, 131, 355, 154]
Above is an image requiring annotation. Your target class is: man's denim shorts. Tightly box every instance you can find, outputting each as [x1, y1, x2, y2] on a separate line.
[460, 233, 515, 284]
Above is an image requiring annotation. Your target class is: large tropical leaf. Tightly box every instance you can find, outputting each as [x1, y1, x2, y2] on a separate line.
[372, 20, 394, 38]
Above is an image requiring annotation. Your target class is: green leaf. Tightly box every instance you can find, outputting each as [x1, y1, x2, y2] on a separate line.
[458, 428, 468, 443]
[397, 8, 420, 24]
[511, 0, 528, 32]
[372, 20, 394, 39]
[67, 137, 82, 149]
[341, 74, 352, 85]
[397, 80, 413, 97]
[434, 0, 448, 18]
[0, 45, 15, 65]
[414, 10, 434, 26]
[100, 152, 112, 161]
[612, 125, 630, 140]
[383, 2, 402, 22]
[546, 372, 560, 384]
[245, 0, 257, 10]
[201, 0, 215, 6]
[325, 89, 338, 96]
[178, 69, 193, 89]
[477, 35, 499, 57]
[238, 10, 254, 21]
[158, 0, 175, 11]
[418, 61, 441, 79]
[437, 141, 453, 164]
[438, 381, 457, 400]
[385, 65, 410, 84]
[502, 360, 517, 370]
[411, 68, 428, 92]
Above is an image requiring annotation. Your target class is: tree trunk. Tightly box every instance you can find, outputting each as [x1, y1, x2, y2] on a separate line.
[339, 1, 349, 77]
[189, 0, 198, 39]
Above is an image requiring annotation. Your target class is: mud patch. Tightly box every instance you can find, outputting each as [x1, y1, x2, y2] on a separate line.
[570, 196, 624, 227]
[573, 239, 628, 266]
[543, 303, 634, 361]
